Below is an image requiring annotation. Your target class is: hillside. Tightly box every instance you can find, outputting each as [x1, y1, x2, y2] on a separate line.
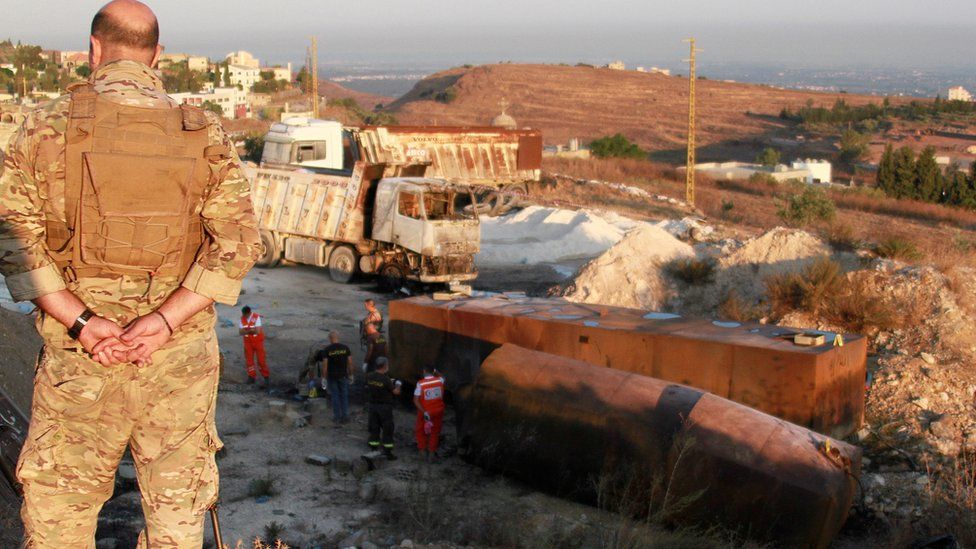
[389, 64, 913, 161]
[318, 79, 393, 109]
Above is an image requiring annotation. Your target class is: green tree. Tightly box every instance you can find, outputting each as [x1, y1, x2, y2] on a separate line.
[221, 61, 230, 87]
[756, 147, 781, 168]
[589, 134, 647, 160]
[838, 128, 870, 165]
[876, 143, 896, 195]
[75, 64, 91, 78]
[243, 133, 265, 162]
[892, 146, 917, 199]
[777, 185, 836, 227]
[914, 147, 943, 202]
[201, 100, 224, 116]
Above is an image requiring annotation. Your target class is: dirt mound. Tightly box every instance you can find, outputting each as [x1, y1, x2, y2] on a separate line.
[389, 63, 911, 153]
[562, 225, 693, 310]
[711, 227, 831, 307]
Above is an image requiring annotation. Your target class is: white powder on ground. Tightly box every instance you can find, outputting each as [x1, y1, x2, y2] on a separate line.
[563, 225, 694, 310]
[477, 206, 710, 268]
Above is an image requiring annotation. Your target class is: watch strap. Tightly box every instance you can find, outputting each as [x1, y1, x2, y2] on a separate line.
[68, 309, 95, 340]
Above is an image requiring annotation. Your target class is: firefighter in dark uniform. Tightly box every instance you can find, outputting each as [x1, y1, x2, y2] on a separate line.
[366, 356, 401, 459]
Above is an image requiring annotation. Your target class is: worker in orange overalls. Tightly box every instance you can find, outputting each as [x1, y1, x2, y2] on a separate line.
[239, 305, 269, 386]
[413, 365, 446, 462]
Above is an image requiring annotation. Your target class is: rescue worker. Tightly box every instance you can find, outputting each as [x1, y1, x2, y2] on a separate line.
[313, 331, 353, 424]
[239, 305, 270, 386]
[0, 2, 261, 546]
[413, 365, 446, 462]
[359, 298, 382, 348]
[362, 321, 388, 373]
[366, 356, 401, 460]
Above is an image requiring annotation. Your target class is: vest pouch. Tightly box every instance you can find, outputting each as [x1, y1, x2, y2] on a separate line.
[80, 151, 195, 272]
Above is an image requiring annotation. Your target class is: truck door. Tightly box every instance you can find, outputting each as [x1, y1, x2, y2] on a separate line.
[392, 190, 425, 253]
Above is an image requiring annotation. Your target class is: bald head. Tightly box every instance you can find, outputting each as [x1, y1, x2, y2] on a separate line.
[90, 0, 161, 69]
[329, 331, 340, 343]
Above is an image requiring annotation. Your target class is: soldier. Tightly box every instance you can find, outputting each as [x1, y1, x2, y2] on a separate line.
[0, 1, 261, 547]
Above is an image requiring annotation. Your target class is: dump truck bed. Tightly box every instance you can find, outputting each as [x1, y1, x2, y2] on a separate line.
[356, 126, 543, 187]
[248, 164, 368, 245]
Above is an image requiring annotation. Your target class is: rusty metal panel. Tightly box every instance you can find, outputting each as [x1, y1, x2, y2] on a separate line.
[389, 295, 866, 438]
[517, 134, 543, 170]
[356, 126, 543, 186]
[468, 344, 860, 548]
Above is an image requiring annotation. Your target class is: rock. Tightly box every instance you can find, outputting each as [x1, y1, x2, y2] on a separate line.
[913, 397, 930, 409]
[306, 454, 332, 467]
[361, 542, 380, 549]
[268, 319, 285, 327]
[914, 475, 929, 486]
[339, 530, 367, 549]
[400, 540, 415, 548]
[871, 474, 886, 487]
[358, 478, 378, 503]
[930, 419, 955, 439]
[920, 352, 936, 365]
[856, 427, 871, 441]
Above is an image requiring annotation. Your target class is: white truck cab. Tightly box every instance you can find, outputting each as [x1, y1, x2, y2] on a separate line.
[261, 117, 353, 173]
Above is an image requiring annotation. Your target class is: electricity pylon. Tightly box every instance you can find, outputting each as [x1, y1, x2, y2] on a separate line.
[683, 38, 702, 207]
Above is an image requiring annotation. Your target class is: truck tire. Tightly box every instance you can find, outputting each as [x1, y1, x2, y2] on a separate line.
[377, 264, 405, 293]
[328, 245, 357, 283]
[501, 183, 529, 209]
[256, 230, 280, 268]
[485, 191, 506, 216]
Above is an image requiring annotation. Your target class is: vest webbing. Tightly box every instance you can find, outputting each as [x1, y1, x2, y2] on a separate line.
[47, 83, 224, 280]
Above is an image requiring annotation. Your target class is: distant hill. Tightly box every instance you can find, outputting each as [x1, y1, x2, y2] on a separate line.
[388, 64, 912, 160]
[319, 79, 393, 109]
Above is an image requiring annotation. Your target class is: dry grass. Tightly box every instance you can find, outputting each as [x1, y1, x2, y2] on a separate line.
[917, 452, 976, 546]
[666, 258, 717, 285]
[765, 258, 844, 319]
[718, 290, 763, 322]
[874, 237, 923, 262]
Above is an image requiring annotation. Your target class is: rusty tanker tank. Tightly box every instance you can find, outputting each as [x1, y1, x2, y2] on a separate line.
[468, 344, 861, 548]
[389, 295, 866, 439]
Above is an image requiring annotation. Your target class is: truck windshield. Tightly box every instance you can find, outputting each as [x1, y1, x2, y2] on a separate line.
[425, 191, 477, 221]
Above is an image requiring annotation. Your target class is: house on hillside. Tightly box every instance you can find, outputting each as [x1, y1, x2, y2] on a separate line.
[228, 64, 260, 92]
[225, 50, 260, 69]
[169, 87, 251, 119]
[606, 60, 626, 70]
[691, 159, 832, 185]
[948, 86, 973, 102]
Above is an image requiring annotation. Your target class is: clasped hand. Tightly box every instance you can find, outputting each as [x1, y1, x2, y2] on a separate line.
[82, 313, 172, 366]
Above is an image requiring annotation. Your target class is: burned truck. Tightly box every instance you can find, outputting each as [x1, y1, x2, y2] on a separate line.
[249, 162, 480, 289]
[259, 118, 543, 215]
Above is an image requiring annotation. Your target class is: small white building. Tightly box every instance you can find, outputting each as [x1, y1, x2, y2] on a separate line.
[228, 64, 260, 92]
[948, 86, 973, 102]
[225, 50, 260, 69]
[269, 63, 293, 82]
[169, 87, 251, 119]
[606, 60, 626, 71]
[790, 159, 832, 184]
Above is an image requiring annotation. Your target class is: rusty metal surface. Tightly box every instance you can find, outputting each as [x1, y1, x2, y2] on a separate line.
[356, 126, 542, 187]
[468, 344, 860, 548]
[248, 163, 368, 245]
[389, 295, 866, 438]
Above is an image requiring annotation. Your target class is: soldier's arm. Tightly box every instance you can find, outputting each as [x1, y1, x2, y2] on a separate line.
[0, 112, 68, 302]
[179, 114, 261, 308]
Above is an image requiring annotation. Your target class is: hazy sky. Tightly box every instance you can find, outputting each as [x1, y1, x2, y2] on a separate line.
[2, 1, 974, 71]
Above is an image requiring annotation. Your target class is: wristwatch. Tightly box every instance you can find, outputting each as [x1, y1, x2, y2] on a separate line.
[67, 309, 96, 340]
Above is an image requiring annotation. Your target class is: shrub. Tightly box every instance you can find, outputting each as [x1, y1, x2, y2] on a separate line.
[874, 237, 922, 262]
[824, 222, 860, 251]
[777, 186, 836, 226]
[823, 276, 901, 335]
[248, 474, 276, 498]
[434, 86, 458, 103]
[589, 134, 647, 160]
[756, 147, 781, 168]
[718, 290, 761, 322]
[765, 257, 844, 318]
[242, 133, 265, 163]
[666, 258, 716, 285]
[262, 521, 285, 545]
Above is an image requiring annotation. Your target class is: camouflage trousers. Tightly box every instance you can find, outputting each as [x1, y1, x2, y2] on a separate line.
[16, 330, 222, 548]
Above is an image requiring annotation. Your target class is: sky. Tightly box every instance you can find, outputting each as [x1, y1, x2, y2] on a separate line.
[2, 0, 974, 71]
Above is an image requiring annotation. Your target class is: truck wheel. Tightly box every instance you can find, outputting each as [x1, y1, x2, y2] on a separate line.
[502, 183, 529, 209]
[256, 231, 280, 268]
[486, 192, 507, 216]
[377, 264, 405, 293]
[328, 246, 357, 283]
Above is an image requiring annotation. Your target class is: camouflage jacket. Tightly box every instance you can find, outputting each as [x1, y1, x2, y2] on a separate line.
[0, 60, 261, 346]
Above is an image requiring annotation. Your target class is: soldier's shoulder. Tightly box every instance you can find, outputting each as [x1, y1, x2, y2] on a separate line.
[202, 110, 231, 144]
[13, 96, 70, 139]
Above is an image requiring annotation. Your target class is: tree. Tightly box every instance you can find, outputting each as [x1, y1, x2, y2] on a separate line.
[914, 147, 942, 202]
[876, 143, 896, 195]
[75, 64, 91, 78]
[243, 133, 265, 163]
[756, 147, 781, 168]
[589, 134, 647, 160]
[892, 146, 917, 199]
[221, 61, 231, 87]
[838, 128, 870, 165]
[777, 186, 836, 227]
[201, 100, 223, 116]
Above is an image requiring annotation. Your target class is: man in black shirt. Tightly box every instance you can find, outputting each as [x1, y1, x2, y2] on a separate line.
[363, 322, 388, 373]
[366, 356, 401, 459]
[314, 331, 353, 424]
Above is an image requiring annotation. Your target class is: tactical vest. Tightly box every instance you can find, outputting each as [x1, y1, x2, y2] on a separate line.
[45, 82, 227, 279]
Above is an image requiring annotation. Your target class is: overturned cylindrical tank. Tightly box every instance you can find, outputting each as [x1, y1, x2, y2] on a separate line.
[467, 344, 861, 548]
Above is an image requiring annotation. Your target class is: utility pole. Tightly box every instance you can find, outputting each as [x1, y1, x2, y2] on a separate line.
[683, 38, 702, 207]
[309, 36, 319, 119]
